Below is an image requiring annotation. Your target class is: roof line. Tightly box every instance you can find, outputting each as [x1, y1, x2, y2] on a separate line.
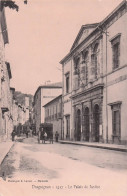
[70, 23, 99, 51]
[60, 0, 126, 64]
[34, 83, 62, 99]
[43, 94, 62, 107]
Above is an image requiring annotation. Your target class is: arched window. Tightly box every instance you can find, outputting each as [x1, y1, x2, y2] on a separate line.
[74, 57, 80, 73]
[83, 51, 89, 83]
[91, 43, 99, 79]
[73, 56, 80, 88]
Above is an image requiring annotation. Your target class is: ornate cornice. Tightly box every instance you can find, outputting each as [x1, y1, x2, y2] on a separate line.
[70, 83, 104, 100]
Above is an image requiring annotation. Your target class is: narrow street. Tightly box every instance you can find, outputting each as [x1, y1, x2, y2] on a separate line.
[0, 136, 127, 196]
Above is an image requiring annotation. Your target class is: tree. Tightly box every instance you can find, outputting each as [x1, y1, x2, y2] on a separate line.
[1, 0, 27, 12]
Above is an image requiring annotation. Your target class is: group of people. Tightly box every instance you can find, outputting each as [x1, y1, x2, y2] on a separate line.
[11, 128, 60, 143]
[38, 130, 59, 144]
[11, 128, 31, 141]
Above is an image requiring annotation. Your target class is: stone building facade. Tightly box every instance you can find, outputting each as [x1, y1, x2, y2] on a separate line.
[12, 91, 33, 132]
[0, 3, 33, 142]
[33, 83, 62, 134]
[60, 0, 127, 144]
[1, 62, 13, 141]
[44, 95, 62, 139]
[0, 3, 10, 141]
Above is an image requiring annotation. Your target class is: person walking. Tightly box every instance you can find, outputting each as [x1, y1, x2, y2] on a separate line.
[55, 131, 59, 142]
[43, 132, 47, 143]
[11, 130, 16, 141]
[26, 130, 28, 138]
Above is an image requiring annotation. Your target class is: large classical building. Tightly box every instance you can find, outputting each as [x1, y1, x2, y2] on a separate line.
[44, 95, 62, 139]
[33, 82, 62, 133]
[60, 0, 127, 144]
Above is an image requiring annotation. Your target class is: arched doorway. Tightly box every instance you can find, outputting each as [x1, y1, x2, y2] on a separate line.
[76, 109, 81, 141]
[93, 104, 99, 142]
[84, 107, 90, 141]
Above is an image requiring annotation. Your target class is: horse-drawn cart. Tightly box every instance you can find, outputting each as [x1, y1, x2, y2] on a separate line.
[38, 123, 53, 144]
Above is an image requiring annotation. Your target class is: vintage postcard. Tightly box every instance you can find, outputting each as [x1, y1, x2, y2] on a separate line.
[0, 0, 127, 196]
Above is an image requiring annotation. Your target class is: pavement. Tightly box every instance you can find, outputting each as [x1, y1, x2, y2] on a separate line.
[0, 140, 14, 166]
[0, 136, 127, 168]
[0, 135, 26, 166]
[59, 140, 127, 152]
[0, 137, 127, 196]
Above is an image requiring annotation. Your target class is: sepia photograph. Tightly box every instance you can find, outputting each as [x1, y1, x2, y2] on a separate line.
[0, 0, 127, 195]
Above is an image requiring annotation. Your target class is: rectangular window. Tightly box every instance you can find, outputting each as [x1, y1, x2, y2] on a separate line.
[65, 73, 70, 93]
[110, 34, 121, 70]
[113, 43, 119, 69]
[66, 115, 70, 138]
[113, 110, 120, 136]
[53, 106, 54, 119]
[109, 101, 122, 144]
[56, 105, 57, 119]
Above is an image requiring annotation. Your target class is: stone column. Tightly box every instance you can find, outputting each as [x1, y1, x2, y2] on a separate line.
[100, 38, 103, 79]
[89, 99, 93, 142]
[73, 105, 77, 141]
[81, 102, 84, 141]
[72, 105, 75, 141]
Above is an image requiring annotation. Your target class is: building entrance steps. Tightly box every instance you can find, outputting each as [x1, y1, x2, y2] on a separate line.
[59, 140, 127, 152]
[0, 141, 14, 165]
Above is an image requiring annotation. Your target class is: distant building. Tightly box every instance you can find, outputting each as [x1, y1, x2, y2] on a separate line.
[14, 91, 33, 126]
[43, 95, 62, 139]
[60, 0, 127, 144]
[0, 3, 34, 141]
[33, 82, 62, 133]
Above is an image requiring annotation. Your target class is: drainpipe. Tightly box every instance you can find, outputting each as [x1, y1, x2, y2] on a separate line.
[98, 26, 109, 143]
[105, 29, 108, 143]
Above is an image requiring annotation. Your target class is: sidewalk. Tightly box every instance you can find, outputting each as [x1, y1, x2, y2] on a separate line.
[0, 141, 14, 165]
[59, 140, 127, 152]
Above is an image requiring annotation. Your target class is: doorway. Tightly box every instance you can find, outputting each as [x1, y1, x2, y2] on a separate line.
[84, 107, 90, 141]
[93, 104, 99, 142]
[76, 109, 81, 141]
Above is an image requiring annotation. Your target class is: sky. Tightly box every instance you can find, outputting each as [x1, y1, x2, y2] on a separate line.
[5, 0, 123, 95]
